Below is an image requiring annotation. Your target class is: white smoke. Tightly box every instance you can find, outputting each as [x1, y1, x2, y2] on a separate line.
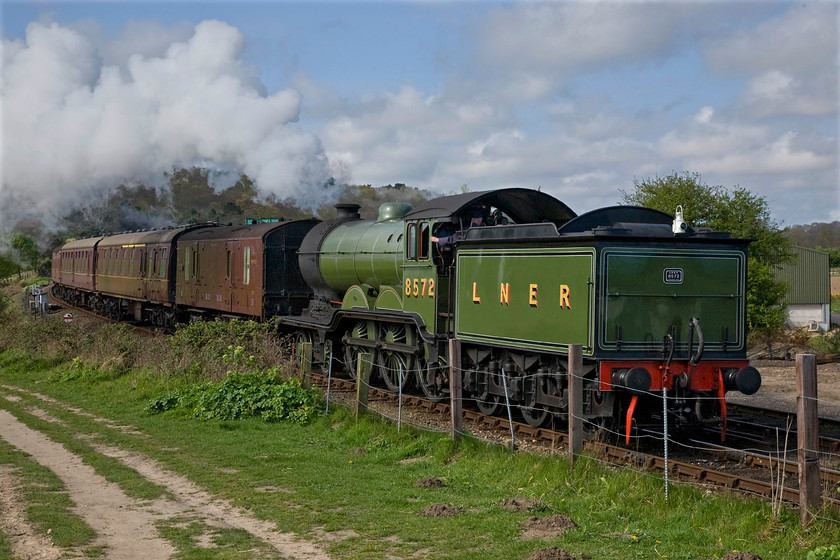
[0, 19, 341, 232]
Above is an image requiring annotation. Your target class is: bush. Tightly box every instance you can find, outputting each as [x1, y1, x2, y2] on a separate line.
[809, 330, 840, 355]
[164, 318, 286, 380]
[146, 369, 322, 424]
[808, 545, 840, 560]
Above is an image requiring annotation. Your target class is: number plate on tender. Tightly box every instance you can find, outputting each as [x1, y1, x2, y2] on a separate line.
[663, 268, 683, 284]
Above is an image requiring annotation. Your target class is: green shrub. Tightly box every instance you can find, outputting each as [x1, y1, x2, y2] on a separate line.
[49, 357, 114, 383]
[146, 369, 322, 424]
[808, 545, 840, 560]
[809, 330, 840, 355]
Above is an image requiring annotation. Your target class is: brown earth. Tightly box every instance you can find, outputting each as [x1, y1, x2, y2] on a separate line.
[527, 547, 589, 560]
[520, 514, 578, 541]
[414, 477, 446, 488]
[500, 497, 543, 512]
[721, 552, 763, 560]
[727, 359, 840, 418]
[0, 385, 330, 560]
[417, 503, 461, 517]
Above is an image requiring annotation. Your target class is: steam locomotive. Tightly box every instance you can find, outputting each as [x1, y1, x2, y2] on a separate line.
[51, 188, 760, 438]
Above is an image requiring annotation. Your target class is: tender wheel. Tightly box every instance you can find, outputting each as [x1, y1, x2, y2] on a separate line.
[376, 324, 413, 392]
[520, 373, 550, 427]
[520, 403, 550, 427]
[417, 357, 448, 402]
[473, 370, 502, 416]
[583, 416, 612, 442]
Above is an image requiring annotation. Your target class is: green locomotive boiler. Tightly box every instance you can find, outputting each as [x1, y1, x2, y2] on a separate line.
[291, 188, 760, 438]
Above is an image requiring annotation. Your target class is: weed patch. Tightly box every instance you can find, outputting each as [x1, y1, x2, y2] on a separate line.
[146, 369, 322, 423]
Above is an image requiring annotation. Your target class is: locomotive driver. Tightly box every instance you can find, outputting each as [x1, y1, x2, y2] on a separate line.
[430, 206, 487, 248]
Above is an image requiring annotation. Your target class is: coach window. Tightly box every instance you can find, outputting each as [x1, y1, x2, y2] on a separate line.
[159, 248, 168, 279]
[243, 245, 251, 285]
[226, 250, 232, 279]
[121, 249, 128, 276]
[129, 249, 136, 277]
[185, 247, 192, 279]
[193, 248, 200, 280]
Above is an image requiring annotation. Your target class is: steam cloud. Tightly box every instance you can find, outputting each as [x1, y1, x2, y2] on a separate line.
[1, 19, 341, 232]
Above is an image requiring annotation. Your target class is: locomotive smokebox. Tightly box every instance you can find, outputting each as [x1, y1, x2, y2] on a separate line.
[723, 366, 762, 395]
[611, 367, 652, 394]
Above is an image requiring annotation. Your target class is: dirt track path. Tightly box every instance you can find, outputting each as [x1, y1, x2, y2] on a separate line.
[0, 387, 329, 560]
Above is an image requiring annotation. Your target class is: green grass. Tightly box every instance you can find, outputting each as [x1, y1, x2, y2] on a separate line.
[2, 353, 839, 559]
[0, 433, 97, 554]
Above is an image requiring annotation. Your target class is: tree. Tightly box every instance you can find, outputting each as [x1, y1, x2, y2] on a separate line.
[621, 171, 793, 339]
[815, 246, 840, 268]
[9, 233, 41, 272]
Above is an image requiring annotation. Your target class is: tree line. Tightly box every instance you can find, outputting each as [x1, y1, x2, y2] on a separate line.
[3, 168, 835, 340]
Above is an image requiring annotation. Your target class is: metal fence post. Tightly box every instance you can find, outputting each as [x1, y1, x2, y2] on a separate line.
[449, 338, 462, 441]
[568, 344, 583, 467]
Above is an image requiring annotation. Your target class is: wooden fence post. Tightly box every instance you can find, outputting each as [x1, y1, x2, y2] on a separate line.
[355, 352, 372, 420]
[449, 338, 462, 441]
[300, 342, 313, 388]
[568, 344, 583, 467]
[797, 353, 820, 525]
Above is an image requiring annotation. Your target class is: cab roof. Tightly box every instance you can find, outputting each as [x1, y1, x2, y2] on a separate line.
[402, 188, 576, 226]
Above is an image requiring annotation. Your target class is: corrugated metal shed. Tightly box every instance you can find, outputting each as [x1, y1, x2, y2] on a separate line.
[773, 246, 830, 304]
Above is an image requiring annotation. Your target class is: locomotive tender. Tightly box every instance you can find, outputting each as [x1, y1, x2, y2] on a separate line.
[51, 188, 760, 437]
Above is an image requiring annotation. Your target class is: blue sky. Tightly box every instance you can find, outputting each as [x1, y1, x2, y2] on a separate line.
[2, 1, 838, 229]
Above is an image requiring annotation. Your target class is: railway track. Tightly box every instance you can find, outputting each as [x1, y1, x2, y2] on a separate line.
[310, 371, 840, 510]
[47, 285, 161, 338]
[42, 291, 840, 510]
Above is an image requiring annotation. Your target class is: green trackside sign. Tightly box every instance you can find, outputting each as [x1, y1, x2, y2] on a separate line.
[455, 248, 595, 355]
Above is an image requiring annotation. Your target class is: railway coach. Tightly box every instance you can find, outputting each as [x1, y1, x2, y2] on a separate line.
[51, 187, 761, 438]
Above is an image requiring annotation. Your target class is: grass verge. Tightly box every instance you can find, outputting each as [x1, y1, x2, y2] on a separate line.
[2, 353, 840, 559]
[1, 305, 840, 559]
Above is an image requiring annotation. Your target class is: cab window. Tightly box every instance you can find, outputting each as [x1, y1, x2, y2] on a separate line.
[405, 222, 430, 261]
[406, 224, 417, 260]
[419, 223, 430, 259]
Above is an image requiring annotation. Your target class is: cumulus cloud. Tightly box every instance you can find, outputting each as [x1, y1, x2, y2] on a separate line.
[703, 3, 838, 118]
[0, 19, 339, 232]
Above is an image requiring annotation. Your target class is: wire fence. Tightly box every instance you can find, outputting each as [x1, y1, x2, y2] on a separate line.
[313, 344, 840, 523]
